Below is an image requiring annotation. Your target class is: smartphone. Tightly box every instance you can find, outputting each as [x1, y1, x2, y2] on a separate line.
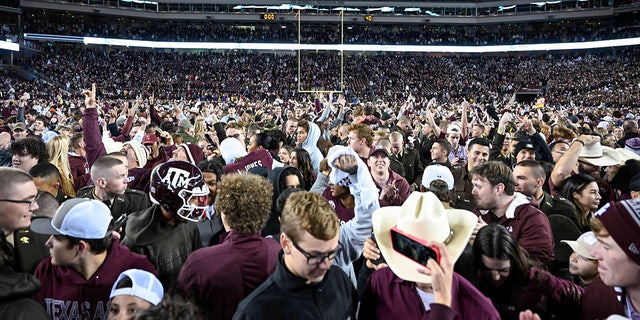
[369, 233, 386, 266]
[204, 133, 215, 146]
[390, 227, 440, 266]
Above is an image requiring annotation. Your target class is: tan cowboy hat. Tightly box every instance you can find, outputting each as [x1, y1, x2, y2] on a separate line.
[614, 148, 640, 166]
[372, 191, 477, 283]
[579, 144, 619, 167]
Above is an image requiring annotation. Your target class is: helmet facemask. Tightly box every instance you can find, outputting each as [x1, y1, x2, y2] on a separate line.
[175, 186, 210, 222]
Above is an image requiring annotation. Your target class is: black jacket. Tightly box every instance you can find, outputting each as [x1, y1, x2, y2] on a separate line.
[392, 147, 424, 187]
[0, 266, 49, 320]
[234, 251, 357, 320]
[9, 224, 50, 274]
[537, 192, 579, 227]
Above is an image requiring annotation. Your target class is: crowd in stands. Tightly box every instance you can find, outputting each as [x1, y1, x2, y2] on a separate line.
[18, 44, 640, 110]
[21, 10, 640, 45]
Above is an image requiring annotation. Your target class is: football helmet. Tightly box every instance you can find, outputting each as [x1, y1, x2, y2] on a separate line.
[149, 161, 209, 222]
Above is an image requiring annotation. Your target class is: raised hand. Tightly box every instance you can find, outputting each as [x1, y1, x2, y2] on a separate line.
[417, 241, 453, 307]
[82, 83, 96, 108]
[332, 154, 358, 175]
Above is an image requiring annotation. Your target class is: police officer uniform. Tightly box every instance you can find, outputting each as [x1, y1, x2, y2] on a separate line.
[537, 191, 579, 228]
[77, 186, 151, 221]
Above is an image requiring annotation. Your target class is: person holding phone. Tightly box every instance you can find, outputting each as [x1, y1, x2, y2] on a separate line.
[473, 224, 584, 320]
[359, 192, 500, 319]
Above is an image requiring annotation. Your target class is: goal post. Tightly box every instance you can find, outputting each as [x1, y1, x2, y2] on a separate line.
[297, 9, 344, 94]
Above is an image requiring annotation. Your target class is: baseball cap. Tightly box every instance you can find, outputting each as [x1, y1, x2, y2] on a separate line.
[31, 198, 112, 239]
[110, 269, 164, 306]
[369, 146, 390, 158]
[142, 133, 159, 145]
[561, 231, 597, 260]
[422, 164, 454, 190]
[178, 119, 193, 130]
[116, 115, 128, 127]
[12, 122, 27, 132]
[446, 124, 461, 135]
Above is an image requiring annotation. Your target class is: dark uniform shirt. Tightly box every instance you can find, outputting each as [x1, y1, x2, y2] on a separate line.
[77, 186, 151, 221]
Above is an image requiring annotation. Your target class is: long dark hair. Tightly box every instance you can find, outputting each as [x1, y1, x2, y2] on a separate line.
[472, 224, 531, 285]
[292, 148, 315, 190]
[559, 173, 597, 228]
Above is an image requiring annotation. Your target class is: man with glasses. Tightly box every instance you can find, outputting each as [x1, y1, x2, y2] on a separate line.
[0, 167, 49, 273]
[235, 149, 380, 319]
[234, 192, 356, 319]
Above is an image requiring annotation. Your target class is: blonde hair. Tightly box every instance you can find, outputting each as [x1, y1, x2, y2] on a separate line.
[47, 135, 75, 197]
[193, 116, 206, 141]
[281, 192, 338, 242]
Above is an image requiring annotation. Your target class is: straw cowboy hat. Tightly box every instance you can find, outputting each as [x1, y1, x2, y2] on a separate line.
[578, 143, 619, 167]
[372, 191, 477, 283]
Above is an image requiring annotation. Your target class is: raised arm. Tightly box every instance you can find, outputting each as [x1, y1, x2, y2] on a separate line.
[549, 134, 598, 190]
[460, 100, 469, 139]
[425, 98, 442, 138]
[82, 83, 106, 168]
[328, 147, 380, 273]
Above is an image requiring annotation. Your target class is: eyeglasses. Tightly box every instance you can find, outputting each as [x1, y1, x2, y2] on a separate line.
[0, 193, 40, 207]
[290, 237, 342, 266]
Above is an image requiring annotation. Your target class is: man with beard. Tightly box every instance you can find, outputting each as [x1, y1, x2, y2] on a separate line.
[471, 161, 554, 269]
[549, 134, 618, 204]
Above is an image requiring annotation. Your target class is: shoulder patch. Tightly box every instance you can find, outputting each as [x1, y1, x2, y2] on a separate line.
[125, 189, 147, 196]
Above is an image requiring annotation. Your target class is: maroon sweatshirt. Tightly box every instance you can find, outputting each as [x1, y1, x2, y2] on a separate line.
[33, 239, 156, 320]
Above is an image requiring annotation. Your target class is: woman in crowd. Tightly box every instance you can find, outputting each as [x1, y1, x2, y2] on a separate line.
[277, 145, 293, 166]
[559, 173, 601, 232]
[290, 148, 316, 190]
[473, 224, 584, 320]
[109, 269, 164, 320]
[561, 231, 600, 287]
[193, 116, 207, 141]
[46, 135, 76, 198]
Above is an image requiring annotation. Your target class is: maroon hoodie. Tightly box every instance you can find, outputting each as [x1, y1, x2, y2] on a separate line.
[33, 239, 156, 320]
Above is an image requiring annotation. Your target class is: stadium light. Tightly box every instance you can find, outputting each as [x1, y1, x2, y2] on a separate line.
[77, 36, 640, 53]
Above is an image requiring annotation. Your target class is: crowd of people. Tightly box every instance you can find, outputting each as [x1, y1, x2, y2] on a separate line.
[13, 44, 640, 110]
[17, 10, 640, 45]
[1, 62, 640, 319]
[1, 11, 640, 318]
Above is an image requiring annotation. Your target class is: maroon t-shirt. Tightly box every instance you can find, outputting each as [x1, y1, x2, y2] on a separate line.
[322, 187, 355, 225]
[223, 149, 273, 174]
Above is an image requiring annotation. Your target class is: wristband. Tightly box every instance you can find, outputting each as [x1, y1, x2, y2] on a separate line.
[573, 139, 585, 146]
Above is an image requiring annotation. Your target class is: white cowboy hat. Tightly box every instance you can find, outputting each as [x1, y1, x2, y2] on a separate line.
[579, 144, 619, 167]
[372, 191, 477, 283]
[615, 147, 640, 166]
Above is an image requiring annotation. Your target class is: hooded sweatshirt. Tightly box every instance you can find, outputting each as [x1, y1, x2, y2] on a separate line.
[122, 205, 201, 291]
[261, 167, 304, 237]
[477, 192, 555, 268]
[33, 239, 156, 320]
[300, 121, 323, 174]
